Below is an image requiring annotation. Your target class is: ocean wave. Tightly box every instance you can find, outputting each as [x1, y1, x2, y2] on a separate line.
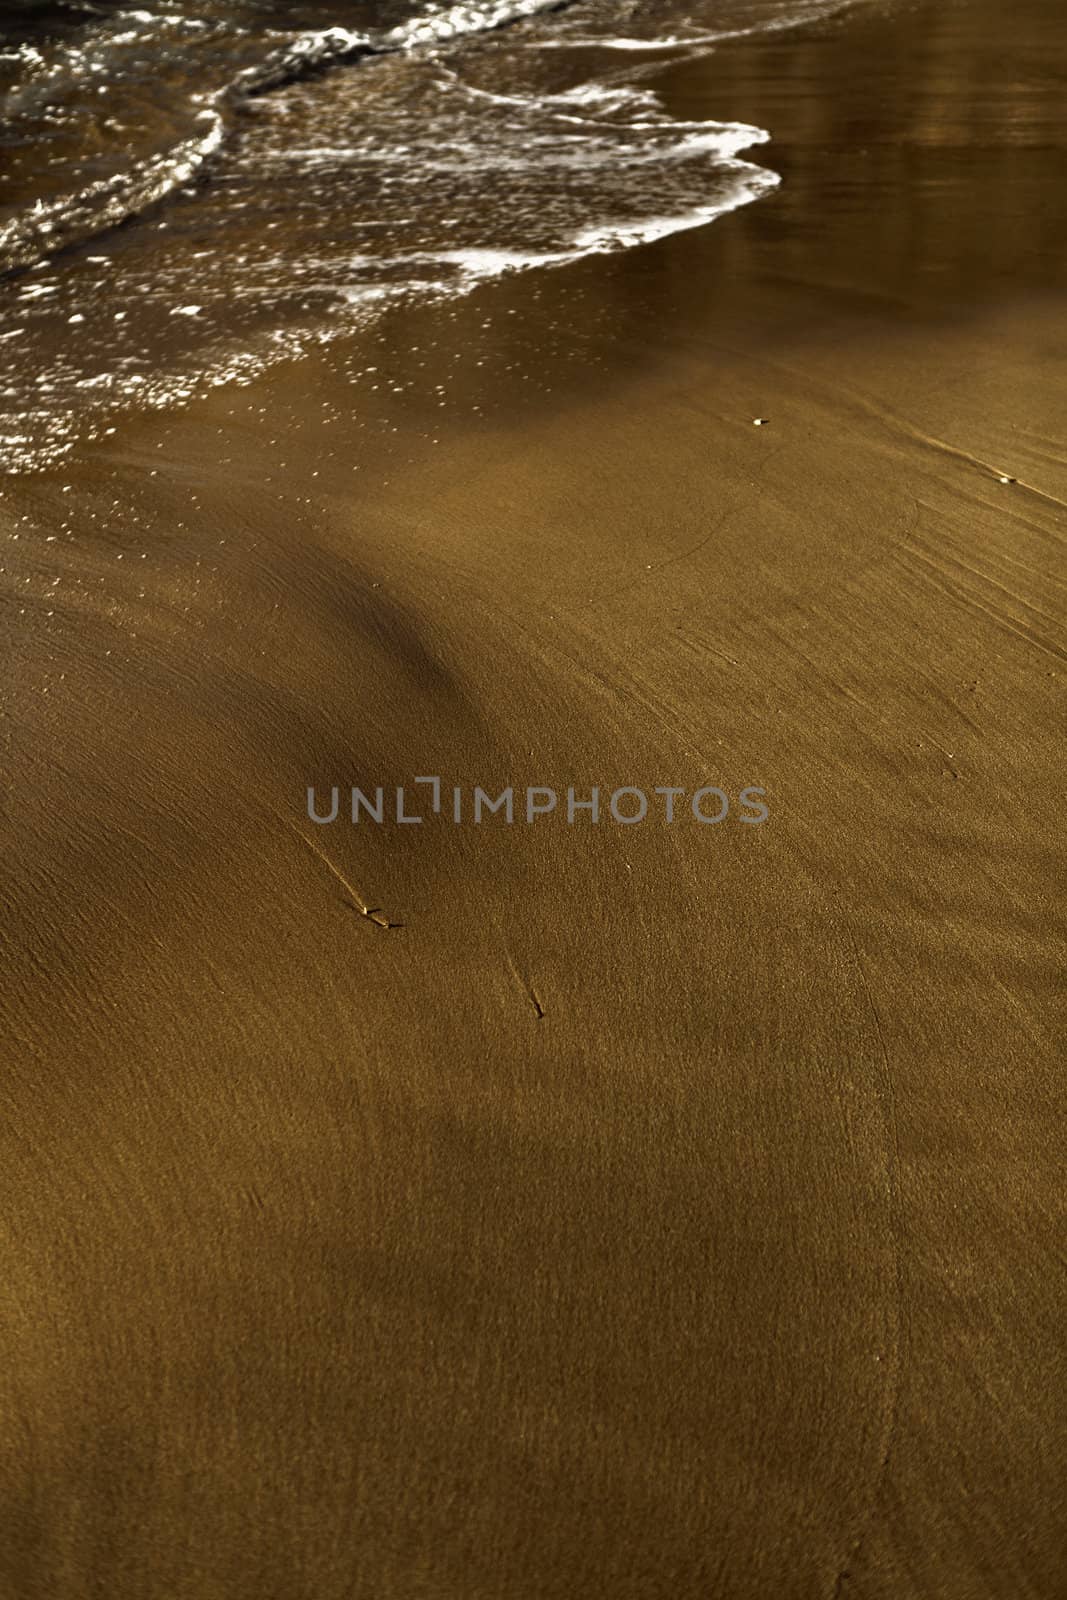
[0, 0, 874, 472]
[0, 0, 568, 275]
[0, 105, 227, 273]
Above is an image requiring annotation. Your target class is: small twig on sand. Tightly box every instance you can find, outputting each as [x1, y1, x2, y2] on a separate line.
[279, 812, 402, 929]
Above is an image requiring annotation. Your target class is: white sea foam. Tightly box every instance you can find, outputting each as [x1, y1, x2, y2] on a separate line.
[529, 35, 724, 50]
[0, 0, 873, 471]
[0, 101, 227, 271]
[384, 0, 568, 50]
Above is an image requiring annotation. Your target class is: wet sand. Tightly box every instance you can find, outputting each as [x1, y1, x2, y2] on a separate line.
[1, 0, 1064, 1595]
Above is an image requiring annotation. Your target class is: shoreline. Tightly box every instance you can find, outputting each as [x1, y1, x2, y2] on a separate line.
[2, 0, 1064, 1595]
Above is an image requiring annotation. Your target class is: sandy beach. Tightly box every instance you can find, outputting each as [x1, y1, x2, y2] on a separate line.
[1, 0, 1064, 1594]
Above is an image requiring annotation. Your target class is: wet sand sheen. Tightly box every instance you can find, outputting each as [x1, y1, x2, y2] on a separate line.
[1, 0, 1064, 1595]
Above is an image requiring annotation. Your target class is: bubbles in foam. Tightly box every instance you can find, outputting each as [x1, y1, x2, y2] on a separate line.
[0, 0, 870, 470]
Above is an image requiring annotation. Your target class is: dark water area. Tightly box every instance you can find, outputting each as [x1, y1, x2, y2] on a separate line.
[0, 0, 867, 471]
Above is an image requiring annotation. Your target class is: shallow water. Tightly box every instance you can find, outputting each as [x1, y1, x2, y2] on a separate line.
[0, 0, 866, 470]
